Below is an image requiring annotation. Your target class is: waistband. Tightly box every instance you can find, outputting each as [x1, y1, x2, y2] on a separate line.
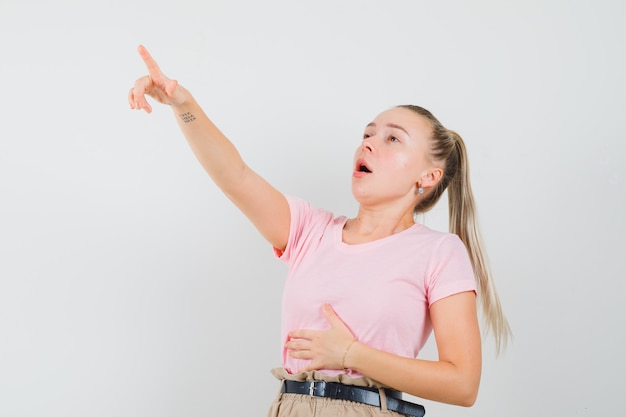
[281, 380, 425, 417]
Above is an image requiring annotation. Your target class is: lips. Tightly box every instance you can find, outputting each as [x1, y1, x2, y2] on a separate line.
[353, 158, 372, 179]
[355, 158, 372, 173]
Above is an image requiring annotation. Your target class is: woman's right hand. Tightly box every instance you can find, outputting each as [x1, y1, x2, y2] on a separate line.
[127, 44, 291, 252]
[128, 45, 189, 113]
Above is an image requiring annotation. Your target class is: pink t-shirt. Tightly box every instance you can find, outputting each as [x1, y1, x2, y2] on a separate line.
[275, 196, 476, 377]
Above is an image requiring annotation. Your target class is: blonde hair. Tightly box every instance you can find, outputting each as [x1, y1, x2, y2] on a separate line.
[399, 105, 511, 353]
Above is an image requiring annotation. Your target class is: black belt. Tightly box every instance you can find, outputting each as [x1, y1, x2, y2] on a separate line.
[281, 380, 425, 417]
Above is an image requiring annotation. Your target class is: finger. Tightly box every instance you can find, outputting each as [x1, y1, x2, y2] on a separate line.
[137, 44, 167, 84]
[164, 79, 178, 96]
[128, 86, 145, 111]
[285, 339, 311, 350]
[129, 88, 152, 113]
[288, 349, 312, 360]
[131, 76, 153, 113]
[288, 329, 315, 340]
[322, 304, 343, 328]
[128, 88, 135, 109]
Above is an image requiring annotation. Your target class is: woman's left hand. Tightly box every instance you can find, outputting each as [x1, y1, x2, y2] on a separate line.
[285, 304, 356, 372]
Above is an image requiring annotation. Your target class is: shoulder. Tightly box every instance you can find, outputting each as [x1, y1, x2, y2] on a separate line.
[277, 196, 346, 261]
[285, 195, 346, 226]
[418, 227, 476, 304]
[411, 224, 467, 252]
[411, 225, 472, 272]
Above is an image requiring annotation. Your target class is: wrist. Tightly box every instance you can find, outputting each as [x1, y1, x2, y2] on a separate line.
[170, 87, 194, 109]
[341, 339, 358, 371]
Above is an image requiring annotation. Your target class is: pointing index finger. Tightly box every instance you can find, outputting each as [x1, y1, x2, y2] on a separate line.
[137, 44, 165, 82]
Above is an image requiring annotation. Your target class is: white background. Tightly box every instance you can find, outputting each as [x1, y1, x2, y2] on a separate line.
[1, 0, 624, 416]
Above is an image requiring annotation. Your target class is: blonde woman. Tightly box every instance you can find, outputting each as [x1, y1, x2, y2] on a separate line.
[129, 45, 510, 417]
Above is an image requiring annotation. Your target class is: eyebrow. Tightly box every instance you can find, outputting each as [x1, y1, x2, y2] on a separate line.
[366, 122, 409, 136]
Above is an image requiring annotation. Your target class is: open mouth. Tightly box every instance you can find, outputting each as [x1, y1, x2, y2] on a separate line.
[356, 159, 372, 173]
[358, 164, 372, 173]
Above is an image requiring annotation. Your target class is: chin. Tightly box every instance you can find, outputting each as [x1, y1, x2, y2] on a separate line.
[351, 189, 374, 206]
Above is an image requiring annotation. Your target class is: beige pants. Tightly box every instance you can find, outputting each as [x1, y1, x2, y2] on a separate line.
[266, 368, 409, 417]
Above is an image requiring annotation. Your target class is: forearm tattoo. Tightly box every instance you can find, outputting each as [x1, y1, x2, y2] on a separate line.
[179, 112, 196, 123]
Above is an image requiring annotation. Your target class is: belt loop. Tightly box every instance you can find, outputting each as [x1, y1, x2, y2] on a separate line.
[378, 387, 388, 411]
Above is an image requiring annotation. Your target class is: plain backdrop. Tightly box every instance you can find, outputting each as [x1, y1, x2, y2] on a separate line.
[1, 0, 624, 416]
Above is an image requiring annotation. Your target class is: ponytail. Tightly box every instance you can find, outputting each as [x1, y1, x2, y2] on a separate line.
[399, 105, 511, 353]
[447, 132, 510, 353]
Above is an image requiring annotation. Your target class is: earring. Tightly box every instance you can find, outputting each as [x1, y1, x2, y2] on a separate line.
[418, 186, 424, 194]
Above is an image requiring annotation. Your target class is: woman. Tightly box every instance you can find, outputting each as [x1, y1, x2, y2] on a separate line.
[129, 45, 510, 417]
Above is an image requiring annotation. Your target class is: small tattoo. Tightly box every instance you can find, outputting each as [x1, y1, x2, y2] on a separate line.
[180, 112, 196, 123]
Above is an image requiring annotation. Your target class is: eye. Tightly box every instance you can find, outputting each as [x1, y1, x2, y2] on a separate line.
[388, 136, 399, 142]
[363, 133, 371, 140]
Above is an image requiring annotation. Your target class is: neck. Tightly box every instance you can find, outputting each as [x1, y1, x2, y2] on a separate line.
[343, 206, 416, 244]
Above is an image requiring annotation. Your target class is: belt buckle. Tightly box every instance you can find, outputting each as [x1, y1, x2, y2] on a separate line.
[308, 381, 327, 396]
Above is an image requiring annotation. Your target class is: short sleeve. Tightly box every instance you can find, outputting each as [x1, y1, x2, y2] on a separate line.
[273, 196, 333, 265]
[426, 234, 477, 306]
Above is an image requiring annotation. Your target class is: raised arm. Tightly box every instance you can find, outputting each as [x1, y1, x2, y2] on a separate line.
[129, 45, 290, 251]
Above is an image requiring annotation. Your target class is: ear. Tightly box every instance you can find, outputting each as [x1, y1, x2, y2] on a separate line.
[419, 168, 443, 189]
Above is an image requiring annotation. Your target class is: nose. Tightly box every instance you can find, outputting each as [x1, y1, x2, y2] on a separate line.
[361, 136, 374, 152]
